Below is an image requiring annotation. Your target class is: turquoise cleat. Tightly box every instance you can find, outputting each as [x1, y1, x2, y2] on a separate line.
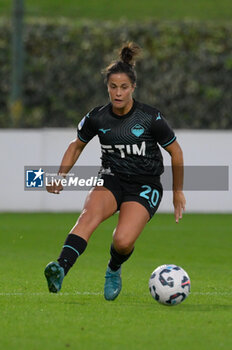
[44, 261, 64, 293]
[104, 266, 122, 301]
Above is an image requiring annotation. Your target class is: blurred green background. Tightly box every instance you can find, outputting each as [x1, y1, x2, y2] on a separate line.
[1, 0, 232, 128]
[1, 0, 232, 20]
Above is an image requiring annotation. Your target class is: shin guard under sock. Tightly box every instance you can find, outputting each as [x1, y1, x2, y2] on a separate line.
[108, 244, 134, 271]
[58, 234, 87, 275]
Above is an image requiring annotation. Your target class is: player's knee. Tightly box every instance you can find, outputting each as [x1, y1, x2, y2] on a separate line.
[78, 208, 103, 229]
[113, 234, 133, 254]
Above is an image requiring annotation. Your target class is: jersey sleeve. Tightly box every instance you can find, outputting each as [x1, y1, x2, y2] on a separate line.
[151, 112, 176, 148]
[77, 110, 97, 143]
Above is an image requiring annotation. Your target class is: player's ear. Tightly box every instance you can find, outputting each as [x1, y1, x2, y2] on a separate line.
[132, 83, 136, 91]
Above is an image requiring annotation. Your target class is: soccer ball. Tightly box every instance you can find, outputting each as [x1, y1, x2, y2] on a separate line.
[149, 264, 191, 306]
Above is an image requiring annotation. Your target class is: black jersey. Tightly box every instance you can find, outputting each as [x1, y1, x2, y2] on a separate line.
[77, 100, 176, 176]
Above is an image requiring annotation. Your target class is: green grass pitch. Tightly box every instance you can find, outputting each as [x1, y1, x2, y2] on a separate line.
[0, 213, 232, 350]
[0, 0, 232, 20]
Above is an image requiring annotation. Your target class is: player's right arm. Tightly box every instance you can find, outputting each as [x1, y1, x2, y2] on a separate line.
[46, 138, 86, 194]
[47, 107, 99, 194]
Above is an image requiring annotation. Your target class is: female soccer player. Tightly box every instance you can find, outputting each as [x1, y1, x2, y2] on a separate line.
[45, 42, 186, 301]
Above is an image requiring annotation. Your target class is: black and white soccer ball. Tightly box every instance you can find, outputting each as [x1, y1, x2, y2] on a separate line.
[149, 264, 191, 306]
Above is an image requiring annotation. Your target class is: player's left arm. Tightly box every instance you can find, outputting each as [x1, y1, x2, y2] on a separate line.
[164, 140, 186, 223]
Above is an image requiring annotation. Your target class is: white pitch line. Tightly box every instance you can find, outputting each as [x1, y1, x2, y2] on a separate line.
[191, 292, 232, 296]
[0, 291, 103, 296]
[0, 291, 231, 297]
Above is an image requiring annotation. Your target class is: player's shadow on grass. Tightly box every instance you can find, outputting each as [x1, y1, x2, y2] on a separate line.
[172, 304, 232, 312]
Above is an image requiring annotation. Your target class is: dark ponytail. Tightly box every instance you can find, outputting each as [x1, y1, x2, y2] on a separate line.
[120, 42, 140, 66]
[103, 42, 141, 84]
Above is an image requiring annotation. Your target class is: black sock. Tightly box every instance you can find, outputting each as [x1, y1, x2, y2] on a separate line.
[58, 234, 87, 275]
[108, 244, 134, 271]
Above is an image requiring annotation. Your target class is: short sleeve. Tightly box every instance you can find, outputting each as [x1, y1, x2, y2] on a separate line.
[151, 112, 176, 148]
[77, 111, 97, 144]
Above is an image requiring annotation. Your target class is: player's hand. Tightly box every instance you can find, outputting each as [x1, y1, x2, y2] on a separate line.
[46, 176, 64, 194]
[173, 191, 186, 223]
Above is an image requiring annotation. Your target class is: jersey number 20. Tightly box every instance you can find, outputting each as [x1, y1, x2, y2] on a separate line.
[140, 185, 159, 207]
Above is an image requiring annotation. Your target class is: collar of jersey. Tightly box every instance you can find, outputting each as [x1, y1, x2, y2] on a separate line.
[109, 99, 137, 119]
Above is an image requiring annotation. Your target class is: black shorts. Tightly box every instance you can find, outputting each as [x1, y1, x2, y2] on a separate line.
[99, 172, 163, 220]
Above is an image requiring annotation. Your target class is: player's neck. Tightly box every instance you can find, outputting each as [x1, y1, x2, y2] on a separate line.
[112, 99, 134, 116]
